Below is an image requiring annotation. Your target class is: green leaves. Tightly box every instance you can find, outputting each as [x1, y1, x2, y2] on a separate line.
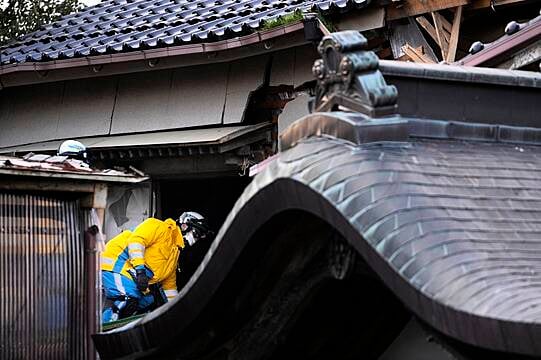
[0, 0, 83, 45]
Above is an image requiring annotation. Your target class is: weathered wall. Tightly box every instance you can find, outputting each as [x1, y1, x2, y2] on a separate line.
[0, 44, 319, 149]
[0, 53, 271, 148]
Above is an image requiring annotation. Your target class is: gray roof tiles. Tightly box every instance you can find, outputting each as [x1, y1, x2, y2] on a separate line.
[0, 0, 368, 65]
[459, 11, 541, 67]
[94, 133, 541, 357]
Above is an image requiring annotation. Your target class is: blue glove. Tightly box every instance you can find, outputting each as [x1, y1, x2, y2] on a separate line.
[135, 265, 149, 292]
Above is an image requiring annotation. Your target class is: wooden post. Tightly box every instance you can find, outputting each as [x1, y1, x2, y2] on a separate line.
[416, 16, 439, 44]
[432, 12, 449, 59]
[85, 226, 100, 360]
[446, 6, 463, 62]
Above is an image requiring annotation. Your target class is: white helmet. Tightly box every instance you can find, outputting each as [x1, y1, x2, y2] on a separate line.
[177, 211, 213, 246]
[57, 140, 87, 160]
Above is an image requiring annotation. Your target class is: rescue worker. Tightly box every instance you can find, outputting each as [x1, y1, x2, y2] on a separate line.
[57, 139, 88, 161]
[101, 212, 212, 323]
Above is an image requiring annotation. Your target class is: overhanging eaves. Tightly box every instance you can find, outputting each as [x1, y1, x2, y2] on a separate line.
[0, 123, 272, 160]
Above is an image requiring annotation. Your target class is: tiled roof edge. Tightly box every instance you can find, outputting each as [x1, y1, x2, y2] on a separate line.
[0, 20, 307, 77]
[458, 12, 541, 67]
[380, 60, 541, 89]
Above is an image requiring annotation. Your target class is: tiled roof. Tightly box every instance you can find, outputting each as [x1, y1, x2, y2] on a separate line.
[0, 0, 368, 65]
[459, 11, 541, 67]
[95, 133, 541, 358]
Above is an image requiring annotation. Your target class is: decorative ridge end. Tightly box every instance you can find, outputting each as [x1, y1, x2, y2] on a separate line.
[312, 30, 398, 117]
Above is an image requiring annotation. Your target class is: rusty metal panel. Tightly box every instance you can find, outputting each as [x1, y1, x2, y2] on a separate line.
[0, 193, 89, 359]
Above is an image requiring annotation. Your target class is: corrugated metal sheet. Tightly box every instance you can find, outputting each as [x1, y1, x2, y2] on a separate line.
[0, 193, 89, 359]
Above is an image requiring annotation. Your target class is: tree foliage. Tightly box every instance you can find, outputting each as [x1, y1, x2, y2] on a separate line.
[0, 0, 82, 45]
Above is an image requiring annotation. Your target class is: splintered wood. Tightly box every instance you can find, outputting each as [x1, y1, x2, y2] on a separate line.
[401, 44, 436, 63]
[413, 7, 463, 62]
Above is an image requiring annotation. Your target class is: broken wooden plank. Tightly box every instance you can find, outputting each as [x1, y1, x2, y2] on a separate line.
[388, 18, 438, 62]
[438, 13, 453, 34]
[446, 6, 463, 62]
[387, 0, 469, 21]
[432, 12, 449, 59]
[397, 53, 413, 62]
[431, 12, 452, 42]
[442, 25, 451, 45]
[402, 44, 437, 63]
[402, 45, 425, 62]
[416, 16, 439, 44]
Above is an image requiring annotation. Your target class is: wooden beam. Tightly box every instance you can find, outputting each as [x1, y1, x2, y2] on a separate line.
[468, 0, 527, 10]
[387, 0, 469, 21]
[401, 44, 437, 63]
[438, 13, 453, 34]
[397, 53, 412, 62]
[446, 6, 463, 62]
[441, 26, 451, 45]
[80, 183, 108, 209]
[416, 16, 439, 44]
[0, 178, 96, 193]
[432, 12, 449, 59]
[402, 45, 424, 62]
[388, 17, 439, 62]
[431, 12, 452, 40]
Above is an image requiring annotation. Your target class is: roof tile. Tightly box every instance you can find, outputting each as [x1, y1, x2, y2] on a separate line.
[1, 0, 368, 65]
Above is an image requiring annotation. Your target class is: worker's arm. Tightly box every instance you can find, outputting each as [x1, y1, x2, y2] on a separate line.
[161, 271, 178, 302]
[126, 219, 162, 268]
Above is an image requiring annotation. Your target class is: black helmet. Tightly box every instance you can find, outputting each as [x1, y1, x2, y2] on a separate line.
[177, 211, 213, 246]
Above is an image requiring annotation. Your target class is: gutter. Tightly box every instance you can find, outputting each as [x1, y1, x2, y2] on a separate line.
[0, 19, 324, 87]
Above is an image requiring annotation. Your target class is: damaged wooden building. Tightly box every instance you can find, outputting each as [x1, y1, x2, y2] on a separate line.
[0, 0, 539, 358]
[0, 0, 539, 238]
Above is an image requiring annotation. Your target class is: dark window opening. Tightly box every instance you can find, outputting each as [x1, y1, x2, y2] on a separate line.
[158, 175, 252, 290]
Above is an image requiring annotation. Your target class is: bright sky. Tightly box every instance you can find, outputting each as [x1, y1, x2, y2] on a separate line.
[82, 0, 101, 6]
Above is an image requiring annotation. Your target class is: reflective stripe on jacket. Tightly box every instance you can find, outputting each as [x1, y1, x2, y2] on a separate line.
[101, 218, 185, 293]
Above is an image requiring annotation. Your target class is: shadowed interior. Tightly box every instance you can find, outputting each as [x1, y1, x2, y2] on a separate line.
[135, 211, 411, 359]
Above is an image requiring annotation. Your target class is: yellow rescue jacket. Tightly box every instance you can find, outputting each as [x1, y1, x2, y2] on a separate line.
[101, 218, 185, 294]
